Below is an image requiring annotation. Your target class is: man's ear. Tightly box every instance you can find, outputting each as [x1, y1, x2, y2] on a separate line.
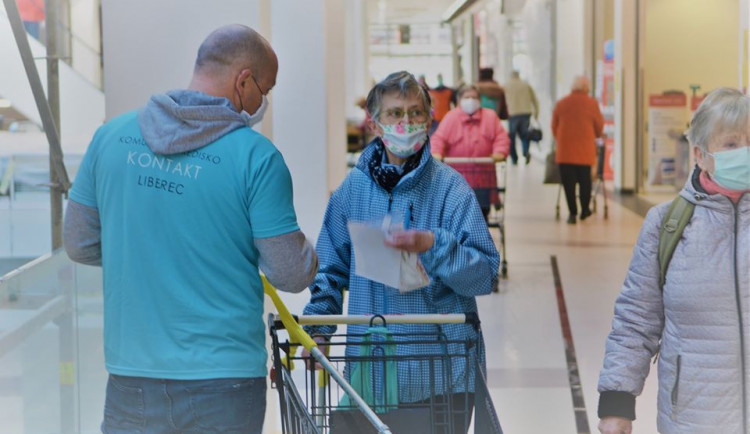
[236, 68, 252, 88]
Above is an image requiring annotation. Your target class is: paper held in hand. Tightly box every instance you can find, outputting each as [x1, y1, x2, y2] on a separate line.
[347, 221, 430, 292]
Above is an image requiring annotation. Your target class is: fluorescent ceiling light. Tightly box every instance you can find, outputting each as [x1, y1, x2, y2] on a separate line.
[0, 99, 11, 108]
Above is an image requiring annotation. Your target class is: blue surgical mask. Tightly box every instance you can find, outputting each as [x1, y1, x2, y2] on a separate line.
[708, 147, 750, 190]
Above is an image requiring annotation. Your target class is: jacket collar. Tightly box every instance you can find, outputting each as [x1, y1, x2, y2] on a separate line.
[356, 137, 433, 192]
[679, 165, 750, 212]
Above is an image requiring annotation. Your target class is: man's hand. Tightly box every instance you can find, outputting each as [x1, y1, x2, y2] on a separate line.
[433, 153, 444, 161]
[491, 153, 506, 162]
[598, 417, 632, 434]
[301, 336, 330, 370]
[385, 230, 434, 253]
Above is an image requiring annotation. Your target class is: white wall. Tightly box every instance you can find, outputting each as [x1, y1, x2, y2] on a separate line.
[0, 5, 104, 142]
[555, 0, 585, 100]
[101, 0, 251, 118]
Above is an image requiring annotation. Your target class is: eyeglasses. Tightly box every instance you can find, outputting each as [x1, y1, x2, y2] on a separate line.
[251, 74, 271, 96]
[382, 108, 428, 123]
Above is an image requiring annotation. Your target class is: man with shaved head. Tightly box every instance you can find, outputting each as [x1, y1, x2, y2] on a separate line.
[63, 24, 317, 432]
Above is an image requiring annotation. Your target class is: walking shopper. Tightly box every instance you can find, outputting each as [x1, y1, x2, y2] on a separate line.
[598, 87, 750, 434]
[551, 76, 604, 224]
[504, 71, 539, 165]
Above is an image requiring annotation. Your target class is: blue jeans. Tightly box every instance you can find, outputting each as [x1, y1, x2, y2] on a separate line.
[101, 374, 266, 434]
[508, 114, 532, 163]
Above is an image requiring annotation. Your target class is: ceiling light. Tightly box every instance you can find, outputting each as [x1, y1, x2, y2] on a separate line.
[0, 99, 11, 108]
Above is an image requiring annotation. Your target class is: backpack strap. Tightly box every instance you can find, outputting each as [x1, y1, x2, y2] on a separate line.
[658, 196, 695, 291]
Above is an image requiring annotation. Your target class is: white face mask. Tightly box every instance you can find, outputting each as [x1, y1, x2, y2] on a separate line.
[377, 121, 428, 158]
[460, 98, 480, 115]
[241, 95, 268, 128]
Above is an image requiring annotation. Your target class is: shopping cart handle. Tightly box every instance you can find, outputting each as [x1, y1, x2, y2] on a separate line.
[270, 313, 481, 329]
[443, 157, 496, 164]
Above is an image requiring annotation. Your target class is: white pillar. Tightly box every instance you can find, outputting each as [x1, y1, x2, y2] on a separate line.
[270, 0, 346, 240]
[345, 0, 369, 120]
[613, 0, 639, 192]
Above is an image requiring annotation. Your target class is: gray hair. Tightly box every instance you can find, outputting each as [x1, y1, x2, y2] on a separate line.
[457, 84, 480, 99]
[194, 24, 271, 76]
[571, 75, 590, 92]
[688, 87, 750, 152]
[365, 71, 432, 122]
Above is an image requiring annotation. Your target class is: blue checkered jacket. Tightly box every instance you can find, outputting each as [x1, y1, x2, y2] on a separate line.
[303, 142, 499, 401]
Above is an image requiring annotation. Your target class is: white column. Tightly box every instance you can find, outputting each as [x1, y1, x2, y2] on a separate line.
[345, 0, 369, 120]
[270, 0, 346, 241]
[555, 0, 585, 100]
[613, 0, 638, 192]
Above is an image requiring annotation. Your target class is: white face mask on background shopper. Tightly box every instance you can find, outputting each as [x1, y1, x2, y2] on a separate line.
[707, 146, 750, 190]
[460, 98, 480, 115]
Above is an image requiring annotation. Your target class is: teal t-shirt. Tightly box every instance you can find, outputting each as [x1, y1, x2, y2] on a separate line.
[70, 111, 299, 379]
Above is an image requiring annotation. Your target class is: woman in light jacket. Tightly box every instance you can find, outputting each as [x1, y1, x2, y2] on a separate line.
[598, 87, 750, 434]
[431, 84, 509, 219]
[303, 71, 499, 434]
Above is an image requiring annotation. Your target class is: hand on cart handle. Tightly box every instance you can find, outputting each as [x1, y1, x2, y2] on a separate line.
[384, 229, 434, 253]
[491, 153, 506, 162]
[301, 336, 330, 370]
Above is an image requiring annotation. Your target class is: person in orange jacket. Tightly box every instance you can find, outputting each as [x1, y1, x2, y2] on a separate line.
[551, 76, 605, 224]
[432, 84, 510, 219]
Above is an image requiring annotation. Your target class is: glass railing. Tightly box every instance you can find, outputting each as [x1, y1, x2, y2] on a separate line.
[0, 250, 105, 434]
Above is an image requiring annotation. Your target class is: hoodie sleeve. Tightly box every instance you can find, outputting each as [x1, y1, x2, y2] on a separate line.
[255, 230, 317, 293]
[419, 179, 499, 297]
[63, 200, 102, 266]
[303, 189, 351, 336]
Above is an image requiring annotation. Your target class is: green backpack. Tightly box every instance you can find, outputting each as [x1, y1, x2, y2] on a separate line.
[658, 196, 695, 290]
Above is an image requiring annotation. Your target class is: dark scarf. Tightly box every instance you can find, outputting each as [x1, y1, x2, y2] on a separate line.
[368, 139, 425, 193]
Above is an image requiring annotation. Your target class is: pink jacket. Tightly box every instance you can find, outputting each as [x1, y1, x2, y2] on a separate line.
[430, 107, 510, 158]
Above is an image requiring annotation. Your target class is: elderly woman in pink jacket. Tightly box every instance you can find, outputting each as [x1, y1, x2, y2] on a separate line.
[431, 84, 510, 218]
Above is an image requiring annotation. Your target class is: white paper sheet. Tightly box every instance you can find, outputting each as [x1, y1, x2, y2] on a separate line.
[347, 221, 402, 288]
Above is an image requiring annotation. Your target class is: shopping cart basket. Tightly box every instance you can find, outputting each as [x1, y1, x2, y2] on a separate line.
[555, 141, 609, 220]
[443, 157, 507, 280]
[268, 311, 501, 434]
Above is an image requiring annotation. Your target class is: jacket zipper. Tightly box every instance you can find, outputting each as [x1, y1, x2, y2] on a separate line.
[671, 354, 681, 407]
[733, 202, 747, 433]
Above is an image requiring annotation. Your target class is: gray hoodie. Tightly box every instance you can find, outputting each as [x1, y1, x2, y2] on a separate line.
[64, 90, 317, 293]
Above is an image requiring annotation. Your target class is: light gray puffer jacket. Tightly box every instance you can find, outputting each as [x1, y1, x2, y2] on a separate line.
[599, 170, 750, 433]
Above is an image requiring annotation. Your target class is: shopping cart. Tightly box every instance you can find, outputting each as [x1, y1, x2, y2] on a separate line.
[268, 311, 500, 434]
[554, 141, 609, 220]
[443, 157, 508, 280]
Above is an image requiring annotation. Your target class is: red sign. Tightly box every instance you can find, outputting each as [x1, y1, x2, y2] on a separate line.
[649, 93, 687, 107]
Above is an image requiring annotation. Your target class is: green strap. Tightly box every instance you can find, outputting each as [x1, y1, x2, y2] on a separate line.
[658, 196, 695, 291]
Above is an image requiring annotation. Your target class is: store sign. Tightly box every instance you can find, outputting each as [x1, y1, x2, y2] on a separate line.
[647, 93, 687, 190]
